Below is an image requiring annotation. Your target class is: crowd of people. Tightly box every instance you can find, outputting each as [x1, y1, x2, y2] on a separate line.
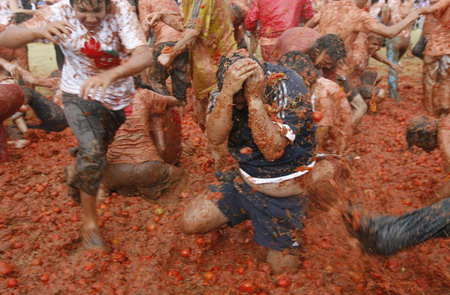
[0, 0, 448, 277]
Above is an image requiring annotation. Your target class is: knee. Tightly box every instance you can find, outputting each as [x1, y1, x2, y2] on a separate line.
[179, 211, 202, 234]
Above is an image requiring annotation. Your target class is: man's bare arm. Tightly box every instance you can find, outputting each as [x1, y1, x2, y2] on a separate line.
[206, 59, 260, 145]
[80, 45, 153, 99]
[372, 52, 402, 72]
[158, 28, 200, 67]
[305, 14, 320, 28]
[369, 9, 419, 39]
[245, 71, 290, 161]
[0, 21, 75, 48]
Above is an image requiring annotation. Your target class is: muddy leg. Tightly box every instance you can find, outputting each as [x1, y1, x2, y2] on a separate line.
[179, 194, 229, 234]
[80, 191, 104, 249]
[423, 55, 439, 115]
[350, 93, 368, 128]
[266, 248, 299, 275]
[387, 37, 400, 102]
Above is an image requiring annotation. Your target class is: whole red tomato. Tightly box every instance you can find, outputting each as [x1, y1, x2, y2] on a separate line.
[180, 248, 191, 258]
[277, 277, 291, 288]
[240, 281, 255, 293]
[312, 111, 324, 122]
[195, 237, 206, 247]
[0, 261, 13, 275]
[6, 278, 18, 288]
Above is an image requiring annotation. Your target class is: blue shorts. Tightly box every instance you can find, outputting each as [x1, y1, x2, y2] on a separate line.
[213, 170, 307, 252]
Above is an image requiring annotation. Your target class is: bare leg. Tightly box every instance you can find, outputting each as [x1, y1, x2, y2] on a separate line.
[266, 248, 299, 275]
[350, 93, 368, 128]
[180, 195, 229, 234]
[193, 98, 209, 131]
[80, 191, 104, 249]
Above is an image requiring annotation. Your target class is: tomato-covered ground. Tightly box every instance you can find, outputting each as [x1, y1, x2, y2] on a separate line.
[0, 43, 449, 295]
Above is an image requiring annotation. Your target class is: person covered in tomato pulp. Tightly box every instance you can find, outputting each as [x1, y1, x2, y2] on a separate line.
[0, 0, 152, 249]
[180, 49, 350, 275]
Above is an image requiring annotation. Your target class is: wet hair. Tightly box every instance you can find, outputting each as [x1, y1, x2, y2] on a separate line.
[406, 115, 438, 152]
[216, 49, 265, 91]
[308, 34, 346, 64]
[368, 34, 387, 48]
[13, 12, 33, 24]
[70, 0, 110, 9]
[278, 51, 321, 86]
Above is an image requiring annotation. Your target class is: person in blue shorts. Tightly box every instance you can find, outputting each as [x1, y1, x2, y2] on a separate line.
[180, 49, 347, 275]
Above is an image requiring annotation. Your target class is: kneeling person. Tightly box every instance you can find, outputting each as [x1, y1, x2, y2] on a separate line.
[103, 88, 183, 199]
[180, 50, 319, 275]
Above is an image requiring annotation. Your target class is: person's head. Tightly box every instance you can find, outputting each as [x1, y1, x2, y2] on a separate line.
[217, 49, 264, 86]
[367, 34, 386, 55]
[406, 116, 439, 152]
[70, 0, 110, 32]
[278, 51, 321, 87]
[230, 2, 248, 27]
[307, 34, 346, 70]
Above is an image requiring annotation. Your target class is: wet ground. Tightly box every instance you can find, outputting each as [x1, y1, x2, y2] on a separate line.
[0, 44, 448, 294]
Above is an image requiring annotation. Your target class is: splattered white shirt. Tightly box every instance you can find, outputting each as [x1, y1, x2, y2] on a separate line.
[0, 0, 13, 25]
[25, 0, 147, 110]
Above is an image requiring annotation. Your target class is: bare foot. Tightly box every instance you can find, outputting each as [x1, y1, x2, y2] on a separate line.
[82, 226, 106, 250]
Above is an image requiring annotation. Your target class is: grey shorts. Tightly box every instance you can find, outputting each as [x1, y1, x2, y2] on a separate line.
[63, 93, 125, 195]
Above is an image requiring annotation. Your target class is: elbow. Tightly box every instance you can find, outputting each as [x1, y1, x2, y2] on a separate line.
[206, 131, 227, 145]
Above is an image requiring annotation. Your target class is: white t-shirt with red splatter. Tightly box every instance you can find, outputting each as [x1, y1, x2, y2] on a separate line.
[25, 0, 147, 110]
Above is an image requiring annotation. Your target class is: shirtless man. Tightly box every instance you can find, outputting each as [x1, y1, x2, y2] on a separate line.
[0, 0, 36, 71]
[419, 0, 450, 116]
[306, 0, 419, 126]
[180, 50, 349, 275]
[278, 51, 353, 154]
[306, 0, 419, 53]
[102, 88, 183, 200]
[385, 0, 415, 102]
[345, 33, 401, 109]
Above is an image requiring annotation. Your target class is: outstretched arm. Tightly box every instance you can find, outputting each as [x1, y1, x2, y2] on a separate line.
[80, 45, 153, 100]
[420, 0, 450, 14]
[157, 28, 200, 67]
[372, 52, 402, 73]
[369, 8, 419, 39]
[0, 21, 75, 48]
[0, 57, 60, 89]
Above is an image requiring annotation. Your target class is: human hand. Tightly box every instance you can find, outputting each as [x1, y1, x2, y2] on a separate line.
[80, 70, 117, 100]
[36, 21, 74, 44]
[222, 58, 260, 96]
[406, 8, 420, 21]
[243, 64, 265, 100]
[9, 65, 23, 81]
[390, 63, 403, 73]
[145, 12, 162, 27]
[157, 53, 172, 67]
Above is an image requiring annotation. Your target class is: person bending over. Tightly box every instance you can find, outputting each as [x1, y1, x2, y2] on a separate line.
[278, 51, 353, 154]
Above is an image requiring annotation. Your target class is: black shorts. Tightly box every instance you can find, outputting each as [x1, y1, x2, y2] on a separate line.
[213, 170, 307, 252]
